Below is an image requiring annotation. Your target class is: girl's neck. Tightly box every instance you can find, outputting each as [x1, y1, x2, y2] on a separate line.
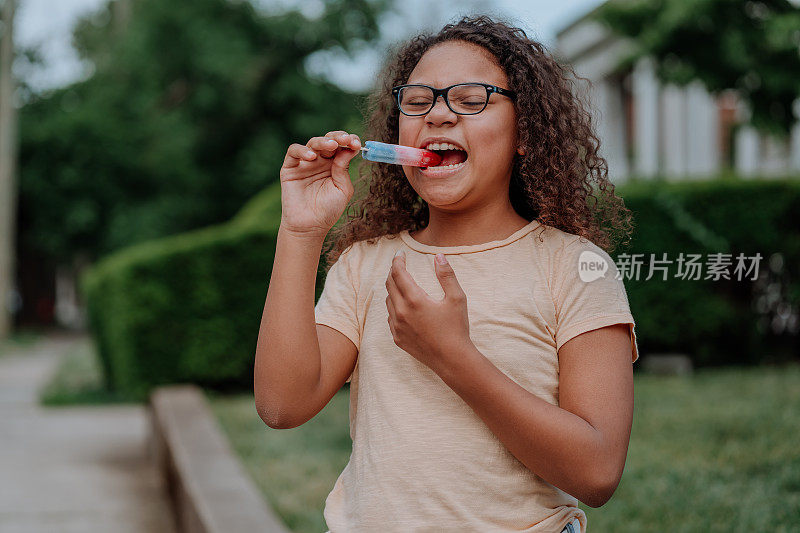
[410, 213, 531, 248]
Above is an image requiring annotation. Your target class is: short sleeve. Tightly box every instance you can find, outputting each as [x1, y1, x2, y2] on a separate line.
[552, 236, 639, 363]
[314, 245, 361, 383]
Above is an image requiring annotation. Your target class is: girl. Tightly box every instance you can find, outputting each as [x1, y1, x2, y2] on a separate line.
[255, 15, 639, 533]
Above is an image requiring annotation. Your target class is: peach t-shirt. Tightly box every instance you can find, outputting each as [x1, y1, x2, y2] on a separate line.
[314, 220, 638, 533]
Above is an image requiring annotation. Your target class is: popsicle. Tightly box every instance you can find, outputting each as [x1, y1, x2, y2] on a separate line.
[360, 141, 442, 167]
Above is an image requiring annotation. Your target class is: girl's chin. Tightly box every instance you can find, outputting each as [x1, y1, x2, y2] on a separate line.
[417, 160, 467, 178]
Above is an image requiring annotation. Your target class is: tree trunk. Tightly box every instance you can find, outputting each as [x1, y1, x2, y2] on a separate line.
[0, 0, 19, 338]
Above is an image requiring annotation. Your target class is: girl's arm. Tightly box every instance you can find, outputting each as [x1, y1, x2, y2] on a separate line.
[257, 131, 360, 428]
[254, 226, 327, 428]
[436, 323, 634, 508]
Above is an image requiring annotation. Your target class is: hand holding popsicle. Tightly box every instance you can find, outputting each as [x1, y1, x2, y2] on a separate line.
[279, 134, 442, 238]
[279, 131, 362, 238]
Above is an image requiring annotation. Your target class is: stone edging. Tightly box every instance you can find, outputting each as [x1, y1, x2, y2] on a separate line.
[148, 384, 290, 533]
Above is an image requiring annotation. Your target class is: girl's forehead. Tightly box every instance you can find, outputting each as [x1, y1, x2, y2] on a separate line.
[406, 41, 508, 86]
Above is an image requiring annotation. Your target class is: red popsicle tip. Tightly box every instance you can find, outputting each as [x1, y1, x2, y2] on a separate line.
[420, 150, 442, 167]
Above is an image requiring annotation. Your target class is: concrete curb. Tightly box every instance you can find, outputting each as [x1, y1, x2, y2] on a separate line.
[148, 385, 291, 533]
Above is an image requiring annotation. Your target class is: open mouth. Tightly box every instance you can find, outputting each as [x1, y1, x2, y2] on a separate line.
[422, 142, 468, 170]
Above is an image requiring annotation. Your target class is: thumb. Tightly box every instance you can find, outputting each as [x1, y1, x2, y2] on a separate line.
[331, 145, 358, 189]
[434, 253, 463, 298]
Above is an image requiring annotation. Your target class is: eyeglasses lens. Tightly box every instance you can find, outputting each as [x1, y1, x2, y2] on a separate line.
[398, 84, 488, 115]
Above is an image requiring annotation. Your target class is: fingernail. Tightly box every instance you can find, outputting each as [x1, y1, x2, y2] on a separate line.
[436, 253, 447, 265]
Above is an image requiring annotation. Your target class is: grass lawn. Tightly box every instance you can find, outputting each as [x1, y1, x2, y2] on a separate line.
[207, 388, 351, 533]
[0, 329, 44, 357]
[39, 336, 141, 406]
[209, 364, 800, 533]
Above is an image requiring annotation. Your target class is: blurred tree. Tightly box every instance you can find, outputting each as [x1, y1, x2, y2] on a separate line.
[1, 0, 18, 337]
[594, 0, 800, 137]
[18, 0, 388, 263]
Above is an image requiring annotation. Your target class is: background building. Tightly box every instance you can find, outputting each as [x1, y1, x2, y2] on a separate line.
[553, 5, 800, 183]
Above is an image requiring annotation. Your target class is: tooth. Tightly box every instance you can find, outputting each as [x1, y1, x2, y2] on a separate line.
[424, 142, 466, 151]
[424, 162, 467, 170]
[424, 142, 466, 152]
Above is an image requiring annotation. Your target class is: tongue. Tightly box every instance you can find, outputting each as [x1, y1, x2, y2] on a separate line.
[437, 150, 467, 166]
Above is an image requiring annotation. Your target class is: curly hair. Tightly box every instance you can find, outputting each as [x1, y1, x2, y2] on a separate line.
[321, 14, 634, 270]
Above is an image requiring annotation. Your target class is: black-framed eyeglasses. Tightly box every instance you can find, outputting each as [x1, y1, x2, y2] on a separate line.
[391, 83, 516, 116]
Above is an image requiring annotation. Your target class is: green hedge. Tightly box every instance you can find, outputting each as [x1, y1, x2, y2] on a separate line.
[615, 176, 800, 367]
[80, 181, 328, 399]
[82, 176, 800, 398]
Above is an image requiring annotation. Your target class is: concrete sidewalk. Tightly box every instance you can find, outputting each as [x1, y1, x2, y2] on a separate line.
[0, 332, 176, 533]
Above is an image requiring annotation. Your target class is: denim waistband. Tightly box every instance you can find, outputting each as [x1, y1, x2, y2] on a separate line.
[325, 516, 582, 533]
[560, 516, 581, 533]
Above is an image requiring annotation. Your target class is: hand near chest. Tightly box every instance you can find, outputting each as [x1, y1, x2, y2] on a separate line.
[385, 250, 474, 375]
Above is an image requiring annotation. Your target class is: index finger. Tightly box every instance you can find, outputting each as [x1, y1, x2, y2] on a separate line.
[326, 130, 361, 150]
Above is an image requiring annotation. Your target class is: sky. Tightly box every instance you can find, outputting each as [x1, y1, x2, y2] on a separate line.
[12, 0, 606, 93]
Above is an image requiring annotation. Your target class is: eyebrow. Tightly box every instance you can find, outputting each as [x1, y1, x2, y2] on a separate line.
[403, 80, 499, 86]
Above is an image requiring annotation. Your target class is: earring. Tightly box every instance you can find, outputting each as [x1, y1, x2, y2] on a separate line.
[517, 147, 525, 156]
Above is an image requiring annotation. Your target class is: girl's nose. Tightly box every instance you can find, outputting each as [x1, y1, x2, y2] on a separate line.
[425, 95, 457, 125]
